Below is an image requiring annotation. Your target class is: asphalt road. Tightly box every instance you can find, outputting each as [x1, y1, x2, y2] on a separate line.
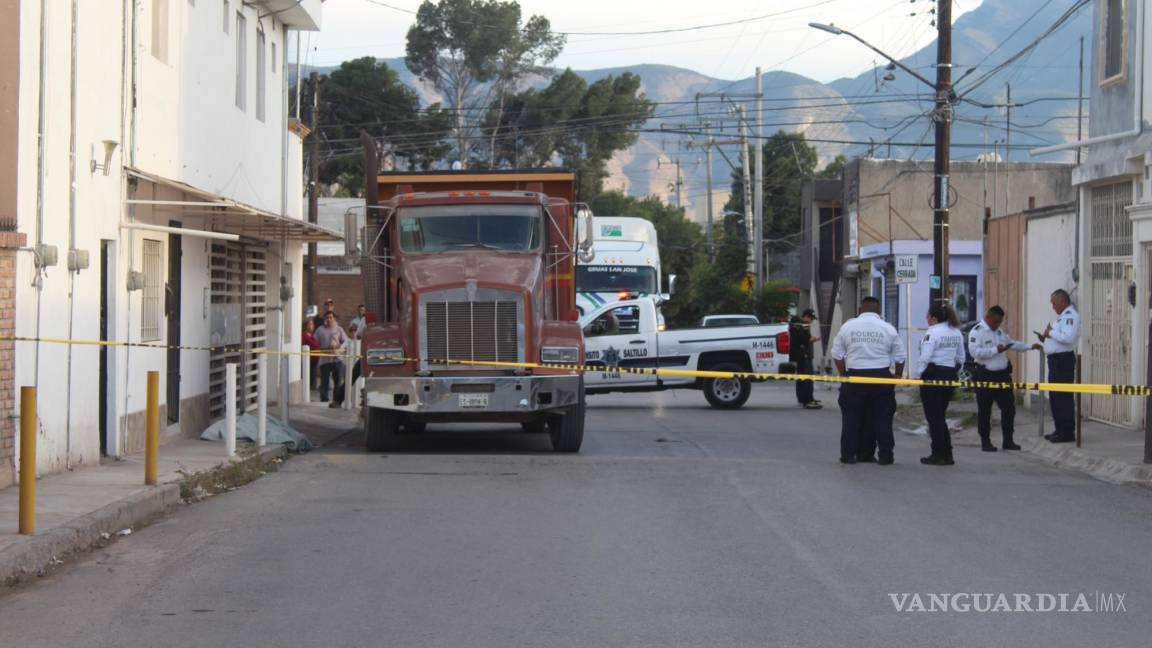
[2, 385, 1151, 647]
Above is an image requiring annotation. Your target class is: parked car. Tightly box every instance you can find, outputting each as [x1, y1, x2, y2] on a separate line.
[700, 314, 760, 328]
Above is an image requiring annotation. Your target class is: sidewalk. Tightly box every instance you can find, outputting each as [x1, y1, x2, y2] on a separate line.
[893, 389, 1152, 485]
[0, 401, 359, 586]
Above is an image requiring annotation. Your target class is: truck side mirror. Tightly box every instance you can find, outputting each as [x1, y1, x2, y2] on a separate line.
[667, 274, 678, 297]
[576, 207, 595, 262]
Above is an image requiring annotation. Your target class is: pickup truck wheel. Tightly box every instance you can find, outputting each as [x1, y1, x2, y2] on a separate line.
[702, 363, 752, 409]
[365, 407, 400, 451]
[404, 421, 427, 435]
[548, 383, 585, 452]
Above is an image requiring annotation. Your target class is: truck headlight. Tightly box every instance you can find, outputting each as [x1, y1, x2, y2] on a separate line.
[541, 346, 580, 364]
[367, 347, 406, 365]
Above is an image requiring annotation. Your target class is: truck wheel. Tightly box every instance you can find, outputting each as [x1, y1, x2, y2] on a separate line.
[702, 363, 752, 409]
[520, 420, 546, 434]
[548, 383, 585, 452]
[404, 420, 427, 435]
[365, 407, 400, 451]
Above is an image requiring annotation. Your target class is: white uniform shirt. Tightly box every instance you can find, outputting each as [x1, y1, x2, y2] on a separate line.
[915, 322, 965, 377]
[830, 312, 906, 371]
[1043, 305, 1081, 355]
[968, 320, 1030, 371]
[348, 315, 367, 340]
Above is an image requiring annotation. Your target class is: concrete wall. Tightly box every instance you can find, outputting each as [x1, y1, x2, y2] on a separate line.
[844, 159, 1074, 255]
[1022, 208, 1078, 385]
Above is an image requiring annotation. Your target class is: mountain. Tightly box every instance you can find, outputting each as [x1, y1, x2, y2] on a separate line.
[311, 0, 1091, 223]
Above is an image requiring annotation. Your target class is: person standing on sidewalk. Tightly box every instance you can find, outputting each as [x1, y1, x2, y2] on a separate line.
[1033, 289, 1081, 443]
[968, 305, 1035, 452]
[916, 302, 965, 466]
[790, 309, 822, 409]
[302, 319, 321, 390]
[314, 311, 348, 407]
[830, 297, 906, 465]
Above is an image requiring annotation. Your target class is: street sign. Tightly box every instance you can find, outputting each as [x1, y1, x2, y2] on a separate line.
[895, 255, 918, 284]
[929, 275, 942, 289]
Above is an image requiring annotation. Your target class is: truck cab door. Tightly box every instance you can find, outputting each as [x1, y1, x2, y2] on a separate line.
[582, 301, 658, 387]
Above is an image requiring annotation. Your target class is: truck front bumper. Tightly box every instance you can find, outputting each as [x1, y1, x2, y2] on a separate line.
[364, 374, 582, 415]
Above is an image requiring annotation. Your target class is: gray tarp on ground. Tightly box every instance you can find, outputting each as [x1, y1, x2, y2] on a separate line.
[200, 414, 314, 452]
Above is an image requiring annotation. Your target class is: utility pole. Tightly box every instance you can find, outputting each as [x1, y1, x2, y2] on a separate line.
[705, 123, 715, 261]
[739, 107, 753, 274]
[306, 71, 320, 309]
[754, 66, 764, 292]
[931, 0, 953, 304]
[1077, 36, 1085, 165]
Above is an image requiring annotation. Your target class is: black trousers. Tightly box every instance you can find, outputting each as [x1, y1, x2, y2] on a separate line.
[975, 367, 1016, 443]
[920, 364, 958, 458]
[839, 368, 896, 461]
[319, 362, 345, 404]
[794, 357, 815, 404]
[1047, 352, 1076, 437]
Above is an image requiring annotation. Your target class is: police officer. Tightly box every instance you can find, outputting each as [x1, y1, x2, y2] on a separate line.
[830, 296, 906, 465]
[968, 305, 1034, 452]
[1033, 288, 1081, 443]
[790, 309, 822, 409]
[916, 302, 965, 466]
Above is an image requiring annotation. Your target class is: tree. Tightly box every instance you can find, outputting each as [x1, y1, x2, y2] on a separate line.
[405, 0, 563, 167]
[318, 57, 452, 192]
[487, 69, 653, 197]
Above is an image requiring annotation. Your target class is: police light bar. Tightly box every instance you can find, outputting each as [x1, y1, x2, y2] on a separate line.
[617, 291, 638, 300]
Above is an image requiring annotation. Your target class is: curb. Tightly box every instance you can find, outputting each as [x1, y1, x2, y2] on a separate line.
[0, 444, 289, 587]
[1018, 438, 1152, 485]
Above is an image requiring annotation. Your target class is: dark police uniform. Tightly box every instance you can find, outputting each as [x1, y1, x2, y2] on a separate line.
[968, 319, 1031, 449]
[830, 312, 906, 463]
[1043, 305, 1081, 442]
[789, 317, 817, 406]
[916, 322, 965, 462]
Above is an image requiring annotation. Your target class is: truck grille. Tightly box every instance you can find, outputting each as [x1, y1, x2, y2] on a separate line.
[425, 301, 520, 364]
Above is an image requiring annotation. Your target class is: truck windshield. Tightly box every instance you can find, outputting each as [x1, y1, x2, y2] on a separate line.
[398, 204, 541, 253]
[577, 266, 659, 293]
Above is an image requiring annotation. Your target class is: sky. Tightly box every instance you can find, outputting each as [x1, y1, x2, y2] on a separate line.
[306, 0, 983, 83]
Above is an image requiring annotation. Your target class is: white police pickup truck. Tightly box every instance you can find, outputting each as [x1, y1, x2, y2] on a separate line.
[579, 297, 790, 409]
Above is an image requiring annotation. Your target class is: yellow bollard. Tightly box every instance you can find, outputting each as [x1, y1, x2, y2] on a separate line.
[18, 386, 35, 535]
[145, 371, 159, 485]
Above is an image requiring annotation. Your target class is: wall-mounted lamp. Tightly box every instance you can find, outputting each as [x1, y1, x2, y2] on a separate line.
[90, 139, 120, 175]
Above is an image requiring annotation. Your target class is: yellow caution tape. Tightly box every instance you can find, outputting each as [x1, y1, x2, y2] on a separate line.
[2, 335, 1149, 396]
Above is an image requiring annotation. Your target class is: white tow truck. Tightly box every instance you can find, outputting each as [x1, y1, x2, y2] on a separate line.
[579, 297, 790, 409]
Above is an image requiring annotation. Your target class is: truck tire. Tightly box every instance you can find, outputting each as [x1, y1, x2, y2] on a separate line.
[365, 407, 400, 452]
[548, 381, 585, 452]
[520, 420, 546, 434]
[702, 362, 752, 409]
[404, 420, 427, 435]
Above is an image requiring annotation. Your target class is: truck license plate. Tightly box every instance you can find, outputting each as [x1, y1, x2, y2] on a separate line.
[459, 394, 489, 409]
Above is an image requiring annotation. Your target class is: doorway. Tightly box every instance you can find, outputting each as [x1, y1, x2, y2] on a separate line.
[99, 240, 112, 456]
[166, 225, 182, 424]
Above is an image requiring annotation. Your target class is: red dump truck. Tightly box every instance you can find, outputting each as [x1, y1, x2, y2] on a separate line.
[357, 171, 593, 452]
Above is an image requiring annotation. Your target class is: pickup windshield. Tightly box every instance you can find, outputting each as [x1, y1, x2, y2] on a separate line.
[398, 204, 541, 253]
[576, 266, 658, 293]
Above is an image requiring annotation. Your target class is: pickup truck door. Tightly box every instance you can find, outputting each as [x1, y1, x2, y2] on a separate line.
[582, 301, 659, 387]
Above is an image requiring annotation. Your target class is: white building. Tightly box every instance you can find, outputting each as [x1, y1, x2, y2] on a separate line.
[1032, 0, 1149, 430]
[13, 0, 334, 476]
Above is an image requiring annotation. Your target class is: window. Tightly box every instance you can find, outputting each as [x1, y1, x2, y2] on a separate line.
[151, 0, 169, 62]
[141, 239, 163, 341]
[256, 28, 266, 121]
[1090, 181, 1134, 258]
[235, 12, 246, 110]
[398, 204, 541, 253]
[1101, 0, 1126, 82]
[222, 0, 229, 33]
